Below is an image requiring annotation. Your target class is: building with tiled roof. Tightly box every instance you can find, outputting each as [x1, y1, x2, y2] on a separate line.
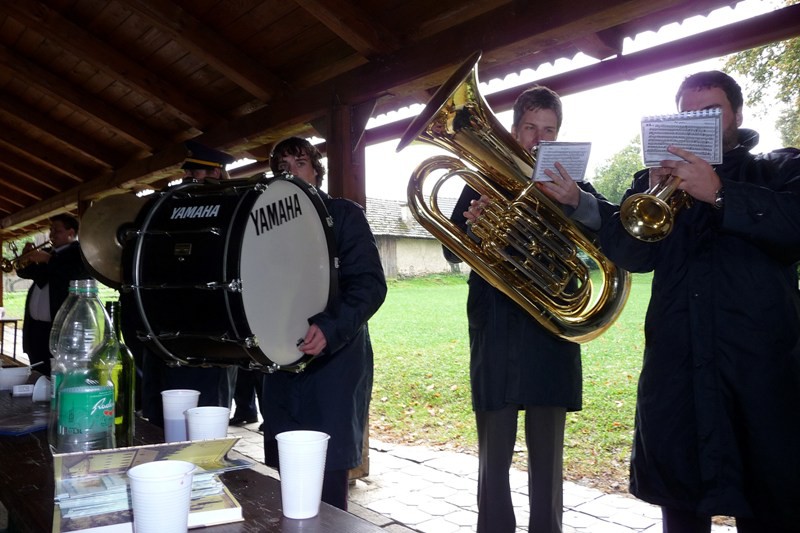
[364, 197, 468, 279]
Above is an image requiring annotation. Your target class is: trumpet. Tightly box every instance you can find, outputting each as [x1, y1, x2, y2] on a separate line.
[619, 175, 691, 242]
[1, 240, 53, 272]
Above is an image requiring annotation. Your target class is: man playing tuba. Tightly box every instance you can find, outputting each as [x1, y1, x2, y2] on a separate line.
[446, 85, 616, 533]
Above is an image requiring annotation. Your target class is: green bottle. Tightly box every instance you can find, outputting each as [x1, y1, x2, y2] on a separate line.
[105, 301, 136, 447]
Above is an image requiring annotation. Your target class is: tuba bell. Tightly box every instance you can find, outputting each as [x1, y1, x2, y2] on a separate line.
[396, 51, 630, 343]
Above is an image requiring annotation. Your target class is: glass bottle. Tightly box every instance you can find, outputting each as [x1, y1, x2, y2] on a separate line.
[105, 300, 136, 447]
[50, 279, 118, 453]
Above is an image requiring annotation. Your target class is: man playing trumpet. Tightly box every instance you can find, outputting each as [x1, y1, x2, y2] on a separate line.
[17, 214, 90, 376]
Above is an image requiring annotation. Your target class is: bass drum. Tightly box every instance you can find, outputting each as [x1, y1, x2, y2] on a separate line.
[124, 174, 338, 372]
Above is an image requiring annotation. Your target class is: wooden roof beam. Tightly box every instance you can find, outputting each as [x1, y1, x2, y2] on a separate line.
[293, 0, 400, 57]
[0, 44, 165, 151]
[573, 29, 624, 60]
[0, 146, 78, 192]
[0, 0, 218, 129]
[0, 132, 94, 185]
[123, 0, 289, 103]
[0, 91, 121, 168]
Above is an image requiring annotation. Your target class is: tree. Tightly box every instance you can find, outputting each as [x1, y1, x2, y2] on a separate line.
[590, 136, 643, 204]
[724, 0, 800, 147]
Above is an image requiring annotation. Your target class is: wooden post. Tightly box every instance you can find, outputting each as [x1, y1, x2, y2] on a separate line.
[315, 99, 377, 481]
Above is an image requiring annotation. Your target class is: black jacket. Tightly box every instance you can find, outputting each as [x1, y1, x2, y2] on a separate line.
[599, 129, 800, 528]
[445, 182, 615, 411]
[17, 241, 89, 323]
[262, 192, 387, 471]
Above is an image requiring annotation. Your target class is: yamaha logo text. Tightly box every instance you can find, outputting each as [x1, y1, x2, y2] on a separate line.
[250, 193, 303, 235]
[170, 204, 221, 219]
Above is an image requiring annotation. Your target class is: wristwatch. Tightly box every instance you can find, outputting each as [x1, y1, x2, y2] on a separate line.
[713, 187, 724, 209]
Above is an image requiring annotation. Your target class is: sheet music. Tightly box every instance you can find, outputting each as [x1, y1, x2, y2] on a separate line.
[531, 141, 591, 182]
[641, 108, 722, 167]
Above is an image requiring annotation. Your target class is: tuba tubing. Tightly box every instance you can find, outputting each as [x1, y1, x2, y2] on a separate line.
[398, 51, 631, 343]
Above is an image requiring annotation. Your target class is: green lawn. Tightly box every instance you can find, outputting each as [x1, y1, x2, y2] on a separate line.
[3, 272, 650, 492]
[368, 272, 651, 492]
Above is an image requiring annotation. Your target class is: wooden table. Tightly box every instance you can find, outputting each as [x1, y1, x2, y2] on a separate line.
[0, 318, 21, 360]
[0, 395, 383, 533]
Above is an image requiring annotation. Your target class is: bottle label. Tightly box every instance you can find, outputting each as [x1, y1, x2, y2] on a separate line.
[58, 386, 115, 435]
[50, 373, 61, 410]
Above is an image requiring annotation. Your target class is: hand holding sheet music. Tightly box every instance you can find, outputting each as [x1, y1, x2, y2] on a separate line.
[641, 109, 722, 167]
[531, 142, 591, 182]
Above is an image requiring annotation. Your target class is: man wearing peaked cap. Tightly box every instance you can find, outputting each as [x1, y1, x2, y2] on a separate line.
[181, 140, 235, 182]
[133, 140, 238, 428]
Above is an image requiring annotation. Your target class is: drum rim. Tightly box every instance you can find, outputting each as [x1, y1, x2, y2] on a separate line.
[125, 175, 339, 372]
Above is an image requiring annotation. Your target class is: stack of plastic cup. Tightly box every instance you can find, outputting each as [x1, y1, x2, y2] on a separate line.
[127, 460, 195, 533]
[275, 430, 331, 519]
[185, 406, 230, 440]
[161, 389, 200, 442]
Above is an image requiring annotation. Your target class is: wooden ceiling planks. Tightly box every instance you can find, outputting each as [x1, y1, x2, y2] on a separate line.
[0, 0, 797, 240]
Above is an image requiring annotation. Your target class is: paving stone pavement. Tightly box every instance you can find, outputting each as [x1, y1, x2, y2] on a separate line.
[1, 341, 737, 533]
[228, 424, 736, 533]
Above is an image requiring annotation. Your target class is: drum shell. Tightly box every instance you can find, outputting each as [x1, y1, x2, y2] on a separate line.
[123, 176, 336, 371]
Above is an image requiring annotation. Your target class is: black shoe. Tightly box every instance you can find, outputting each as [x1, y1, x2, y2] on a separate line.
[229, 415, 258, 426]
[258, 423, 265, 432]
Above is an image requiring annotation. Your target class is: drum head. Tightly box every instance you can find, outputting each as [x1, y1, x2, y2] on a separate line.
[240, 177, 335, 368]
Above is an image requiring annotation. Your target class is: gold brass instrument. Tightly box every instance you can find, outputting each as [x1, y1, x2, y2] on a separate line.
[1, 240, 53, 272]
[619, 175, 691, 242]
[396, 51, 630, 343]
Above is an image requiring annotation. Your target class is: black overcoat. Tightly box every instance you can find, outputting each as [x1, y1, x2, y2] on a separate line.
[262, 192, 387, 471]
[17, 241, 90, 357]
[598, 129, 800, 528]
[446, 182, 616, 412]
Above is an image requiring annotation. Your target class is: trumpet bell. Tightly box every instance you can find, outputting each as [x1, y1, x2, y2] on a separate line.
[619, 175, 691, 242]
[619, 193, 675, 242]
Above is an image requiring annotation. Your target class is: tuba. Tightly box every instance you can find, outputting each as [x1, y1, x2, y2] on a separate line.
[396, 51, 630, 343]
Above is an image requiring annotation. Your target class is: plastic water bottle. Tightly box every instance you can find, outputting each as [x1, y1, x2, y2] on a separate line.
[105, 300, 136, 447]
[50, 279, 118, 453]
[47, 280, 80, 449]
[49, 280, 81, 358]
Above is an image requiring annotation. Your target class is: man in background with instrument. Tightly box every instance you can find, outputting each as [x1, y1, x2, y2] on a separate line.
[260, 137, 387, 511]
[446, 86, 614, 533]
[183, 139, 263, 429]
[17, 214, 90, 376]
[130, 141, 239, 425]
[599, 71, 800, 532]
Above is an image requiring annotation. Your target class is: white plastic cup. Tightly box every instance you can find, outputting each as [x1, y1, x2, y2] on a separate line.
[127, 460, 195, 533]
[161, 389, 200, 442]
[276, 430, 330, 519]
[185, 406, 230, 440]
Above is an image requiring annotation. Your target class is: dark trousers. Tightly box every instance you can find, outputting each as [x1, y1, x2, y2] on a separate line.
[662, 507, 800, 533]
[232, 368, 264, 419]
[140, 350, 235, 427]
[476, 405, 566, 533]
[23, 318, 52, 376]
